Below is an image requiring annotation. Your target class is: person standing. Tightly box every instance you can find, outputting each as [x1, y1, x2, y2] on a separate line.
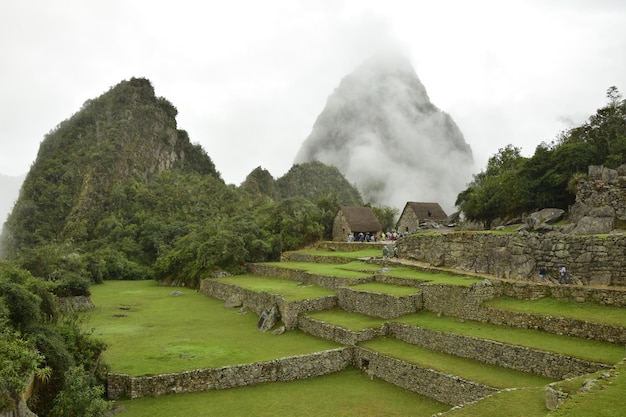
[559, 265, 568, 285]
[382, 245, 390, 260]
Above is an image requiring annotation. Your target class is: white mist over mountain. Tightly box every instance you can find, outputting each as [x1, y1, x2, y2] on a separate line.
[294, 54, 475, 213]
[0, 174, 24, 226]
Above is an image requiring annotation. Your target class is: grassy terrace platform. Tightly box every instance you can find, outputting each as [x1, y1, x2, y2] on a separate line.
[113, 368, 449, 417]
[360, 337, 555, 389]
[348, 281, 421, 296]
[213, 275, 335, 300]
[484, 296, 626, 328]
[296, 247, 382, 258]
[394, 312, 625, 365]
[263, 261, 374, 278]
[87, 280, 339, 376]
[266, 259, 483, 286]
[305, 308, 389, 331]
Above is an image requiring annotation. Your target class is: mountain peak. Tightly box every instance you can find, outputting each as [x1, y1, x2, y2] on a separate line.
[294, 55, 474, 211]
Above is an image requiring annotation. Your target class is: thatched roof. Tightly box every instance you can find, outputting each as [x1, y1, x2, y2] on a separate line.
[403, 202, 448, 221]
[338, 206, 382, 231]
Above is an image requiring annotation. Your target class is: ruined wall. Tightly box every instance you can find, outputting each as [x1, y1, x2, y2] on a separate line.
[354, 347, 497, 406]
[298, 316, 386, 345]
[199, 279, 337, 330]
[387, 323, 611, 379]
[336, 287, 422, 318]
[107, 348, 353, 400]
[398, 232, 626, 286]
[246, 263, 373, 289]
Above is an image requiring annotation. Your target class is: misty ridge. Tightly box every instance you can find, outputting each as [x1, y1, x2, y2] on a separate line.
[295, 53, 474, 212]
[0, 54, 474, 226]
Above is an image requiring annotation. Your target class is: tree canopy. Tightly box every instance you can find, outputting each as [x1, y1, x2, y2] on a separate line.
[456, 87, 626, 227]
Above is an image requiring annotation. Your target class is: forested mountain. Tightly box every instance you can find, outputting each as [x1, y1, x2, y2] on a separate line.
[456, 86, 626, 228]
[0, 77, 373, 416]
[2, 77, 218, 259]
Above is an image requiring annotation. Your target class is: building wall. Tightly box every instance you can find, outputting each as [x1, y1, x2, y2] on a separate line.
[396, 207, 419, 233]
[332, 210, 351, 241]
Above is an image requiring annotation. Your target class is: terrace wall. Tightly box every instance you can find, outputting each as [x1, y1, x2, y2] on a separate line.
[107, 348, 353, 400]
[199, 279, 337, 330]
[335, 287, 422, 319]
[298, 316, 386, 345]
[417, 282, 626, 344]
[387, 323, 612, 379]
[354, 347, 497, 406]
[245, 263, 373, 289]
[398, 232, 626, 286]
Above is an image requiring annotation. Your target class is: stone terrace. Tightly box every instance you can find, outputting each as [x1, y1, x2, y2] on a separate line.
[109, 241, 626, 410]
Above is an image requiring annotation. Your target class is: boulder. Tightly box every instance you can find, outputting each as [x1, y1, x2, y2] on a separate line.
[571, 216, 614, 235]
[257, 304, 281, 332]
[526, 208, 565, 230]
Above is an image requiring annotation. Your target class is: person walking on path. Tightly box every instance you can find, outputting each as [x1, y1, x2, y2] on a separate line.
[382, 245, 390, 260]
[559, 265, 569, 285]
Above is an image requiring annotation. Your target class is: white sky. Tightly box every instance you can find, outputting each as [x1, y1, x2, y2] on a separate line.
[1, 0, 625, 186]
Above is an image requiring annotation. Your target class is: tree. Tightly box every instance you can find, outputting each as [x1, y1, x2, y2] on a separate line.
[371, 205, 399, 232]
[50, 366, 111, 417]
[0, 329, 50, 412]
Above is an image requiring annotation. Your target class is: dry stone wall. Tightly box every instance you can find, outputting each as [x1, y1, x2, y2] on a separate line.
[107, 348, 353, 400]
[298, 316, 386, 345]
[398, 232, 626, 286]
[246, 263, 372, 289]
[336, 287, 422, 318]
[354, 347, 497, 406]
[387, 323, 611, 379]
[199, 279, 337, 330]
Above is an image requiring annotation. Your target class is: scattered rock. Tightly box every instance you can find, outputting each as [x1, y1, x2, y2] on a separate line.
[272, 326, 286, 335]
[257, 304, 281, 332]
[171, 291, 184, 296]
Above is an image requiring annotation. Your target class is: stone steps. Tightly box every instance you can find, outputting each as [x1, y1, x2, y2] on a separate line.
[197, 246, 625, 407]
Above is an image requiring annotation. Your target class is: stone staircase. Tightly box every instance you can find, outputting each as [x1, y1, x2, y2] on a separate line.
[198, 243, 626, 410]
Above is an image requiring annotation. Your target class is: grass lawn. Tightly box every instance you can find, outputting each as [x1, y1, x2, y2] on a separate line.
[305, 308, 389, 331]
[265, 261, 375, 278]
[441, 387, 548, 417]
[360, 337, 555, 389]
[213, 275, 336, 300]
[377, 266, 482, 287]
[85, 280, 339, 375]
[394, 311, 625, 365]
[112, 368, 450, 417]
[296, 247, 382, 258]
[484, 296, 626, 328]
[348, 281, 421, 296]
[548, 362, 626, 417]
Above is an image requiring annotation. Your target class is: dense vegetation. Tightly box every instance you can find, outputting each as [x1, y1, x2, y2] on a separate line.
[456, 87, 626, 228]
[0, 78, 383, 416]
[2, 78, 623, 416]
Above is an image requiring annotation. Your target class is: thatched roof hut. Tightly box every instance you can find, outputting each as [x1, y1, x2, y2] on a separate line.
[332, 206, 382, 242]
[396, 202, 447, 233]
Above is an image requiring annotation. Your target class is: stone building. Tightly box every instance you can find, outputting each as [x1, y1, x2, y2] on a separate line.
[396, 202, 447, 233]
[332, 206, 382, 242]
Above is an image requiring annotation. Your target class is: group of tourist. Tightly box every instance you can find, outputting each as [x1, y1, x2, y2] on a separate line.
[347, 230, 409, 243]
